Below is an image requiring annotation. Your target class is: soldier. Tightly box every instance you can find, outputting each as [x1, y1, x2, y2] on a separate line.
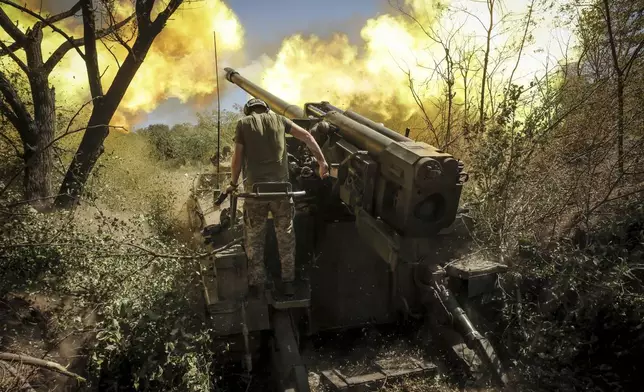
[226, 98, 329, 298]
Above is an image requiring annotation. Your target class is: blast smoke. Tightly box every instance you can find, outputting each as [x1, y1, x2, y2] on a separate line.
[1, 0, 246, 128]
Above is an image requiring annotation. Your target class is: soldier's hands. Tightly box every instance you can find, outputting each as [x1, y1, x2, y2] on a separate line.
[318, 161, 330, 179]
[225, 183, 238, 194]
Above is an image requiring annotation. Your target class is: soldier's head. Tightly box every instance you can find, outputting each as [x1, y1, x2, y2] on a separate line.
[243, 98, 269, 115]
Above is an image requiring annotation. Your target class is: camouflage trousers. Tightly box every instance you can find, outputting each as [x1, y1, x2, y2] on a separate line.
[243, 197, 296, 286]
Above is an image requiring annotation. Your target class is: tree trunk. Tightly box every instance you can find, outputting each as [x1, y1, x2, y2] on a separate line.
[23, 31, 55, 205]
[0, 1, 140, 209]
[479, 0, 494, 130]
[21, 114, 54, 205]
[616, 74, 624, 175]
[55, 36, 157, 207]
[445, 49, 453, 151]
[602, 0, 626, 176]
[54, 0, 184, 208]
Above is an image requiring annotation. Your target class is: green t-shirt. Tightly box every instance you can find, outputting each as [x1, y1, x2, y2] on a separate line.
[234, 112, 293, 188]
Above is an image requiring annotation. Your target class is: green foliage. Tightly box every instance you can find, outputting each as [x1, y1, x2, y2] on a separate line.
[86, 253, 215, 392]
[0, 200, 218, 392]
[499, 200, 644, 391]
[139, 109, 241, 167]
[0, 117, 226, 391]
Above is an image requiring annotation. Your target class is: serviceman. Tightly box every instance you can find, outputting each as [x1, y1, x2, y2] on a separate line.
[226, 98, 329, 298]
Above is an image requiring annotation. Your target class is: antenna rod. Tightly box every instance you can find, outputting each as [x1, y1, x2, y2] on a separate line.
[214, 30, 221, 182]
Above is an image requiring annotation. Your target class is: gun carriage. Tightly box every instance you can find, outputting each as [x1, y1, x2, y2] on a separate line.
[189, 68, 509, 391]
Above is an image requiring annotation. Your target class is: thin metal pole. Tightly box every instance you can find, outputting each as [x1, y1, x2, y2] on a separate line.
[214, 30, 221, 182]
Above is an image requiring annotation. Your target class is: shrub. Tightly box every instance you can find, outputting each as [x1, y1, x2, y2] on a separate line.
[498, 200, 644, 391]
[139, 109, 241, 167]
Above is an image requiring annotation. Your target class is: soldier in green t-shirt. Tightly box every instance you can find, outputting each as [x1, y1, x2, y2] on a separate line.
[226, 98, 329, 298]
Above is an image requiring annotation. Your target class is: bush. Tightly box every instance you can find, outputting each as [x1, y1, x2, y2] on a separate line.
[498, 200, 644, 391]
[0, 198, 219, 391]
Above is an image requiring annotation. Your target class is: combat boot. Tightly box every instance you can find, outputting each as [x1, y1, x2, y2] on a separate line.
[282, 281, 295, 297]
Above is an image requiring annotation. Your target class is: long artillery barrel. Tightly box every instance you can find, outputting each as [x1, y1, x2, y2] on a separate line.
[224, 68, 407, 143]
[226, 67, 395, 156]
[225, 67, 304, 119]
[318, 101, 411, 143]
[223, 67, 466, 240]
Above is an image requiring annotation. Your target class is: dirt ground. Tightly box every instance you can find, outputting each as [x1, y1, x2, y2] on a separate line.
[0, 293, 91, 392]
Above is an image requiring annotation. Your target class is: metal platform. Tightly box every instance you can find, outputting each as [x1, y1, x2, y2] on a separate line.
[207, 278, 311, 337]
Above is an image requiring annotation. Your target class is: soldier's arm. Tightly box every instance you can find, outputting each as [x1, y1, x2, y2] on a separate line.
[288, 121, 329, 178]
[230, 143, 243, 186]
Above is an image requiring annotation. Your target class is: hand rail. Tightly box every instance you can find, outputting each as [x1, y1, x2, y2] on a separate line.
[237, 190, 306, 199]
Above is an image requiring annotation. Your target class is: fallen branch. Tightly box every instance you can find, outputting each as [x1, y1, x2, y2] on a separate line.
[0, 360, 37, 392]
[0, 352, 86, 382]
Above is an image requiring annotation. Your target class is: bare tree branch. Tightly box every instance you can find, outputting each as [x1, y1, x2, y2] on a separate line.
[123, 237, 243, 260]
[101, 0, 135, 59]
[602, 0, 621, 77]
[0, 40, 23, 57]
[0, 0, 86, 63]
[43, 12, 134, 74]
[100, 40, 121, 69]
[150, 0, 183, 30]
[46, 1, 82, 24]
[623, 39, 644, 80]
[0, 36, 28, 74]
[506, 0, 535, 90]
[0, 1, 103, 60]
[81, 0, 104, 99]
[0, 352, 86, 382]
[0, 360, 36, 392]
[0, 70, 34, 140]
[479, 0, 495, 127]
[0, 6, 27, 44]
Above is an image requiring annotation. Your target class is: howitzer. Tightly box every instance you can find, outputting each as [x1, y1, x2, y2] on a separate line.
[225, 68, 466, 242]
[190, 68, 509, 391]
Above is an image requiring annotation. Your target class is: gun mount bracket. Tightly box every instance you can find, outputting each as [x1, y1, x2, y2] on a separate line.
[445, 256, 508, 298]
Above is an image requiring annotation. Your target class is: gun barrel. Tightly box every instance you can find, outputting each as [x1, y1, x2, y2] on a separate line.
[316, 102, 410, 142]
[324, 111, 393, 156]
[343, 110, 411, 142]
[224, 67, 305, 119]
[225, 68, 395, 155]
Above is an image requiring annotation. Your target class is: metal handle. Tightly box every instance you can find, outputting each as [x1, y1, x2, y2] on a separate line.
[215, 190, 306, 206]
[237, 190, 306, 199]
